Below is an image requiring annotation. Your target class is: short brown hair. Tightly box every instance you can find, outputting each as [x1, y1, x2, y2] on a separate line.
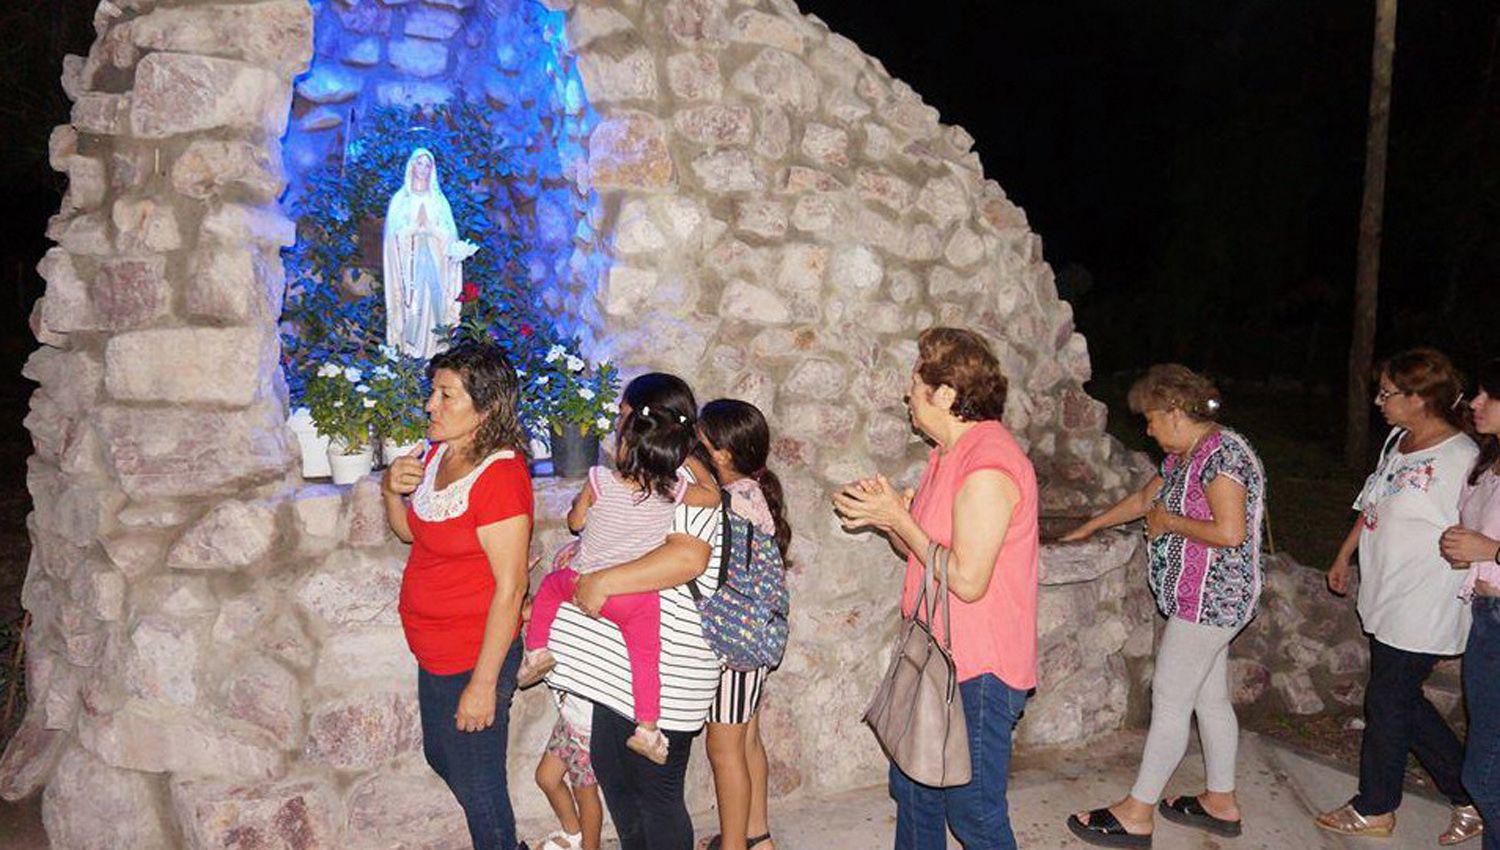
[1127, 364, 1222, 421]
[916, 327, 1008, 422]
[1380, 347, 1465, 428]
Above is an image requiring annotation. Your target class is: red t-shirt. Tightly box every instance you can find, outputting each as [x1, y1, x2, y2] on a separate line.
[902, 420, 1039, 690]
[399, 446, 533, 675]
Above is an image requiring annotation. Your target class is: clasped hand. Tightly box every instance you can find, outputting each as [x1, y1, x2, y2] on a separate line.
[1440, 525, 1499, 566]
[832, 474, 914, 532]
[382, 445, 425, 496]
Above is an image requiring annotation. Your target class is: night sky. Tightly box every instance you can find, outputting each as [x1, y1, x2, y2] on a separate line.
[3, 0, 1497, 391]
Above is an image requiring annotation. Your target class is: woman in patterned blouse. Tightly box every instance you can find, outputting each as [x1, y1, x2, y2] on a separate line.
[1064, 364, 1266, 848]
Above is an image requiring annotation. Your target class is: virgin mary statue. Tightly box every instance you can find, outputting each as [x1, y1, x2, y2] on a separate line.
[383, 148, 474, 359]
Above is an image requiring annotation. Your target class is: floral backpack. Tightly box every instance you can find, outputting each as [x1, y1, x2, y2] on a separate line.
[688, 508, 790, 671]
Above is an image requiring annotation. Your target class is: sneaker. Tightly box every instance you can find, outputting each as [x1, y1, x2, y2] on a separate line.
[626, 726, 669, 765]
[536, 830, 582, 850]
[516, 648, 556, 689]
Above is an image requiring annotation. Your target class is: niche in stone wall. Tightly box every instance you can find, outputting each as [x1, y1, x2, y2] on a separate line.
[278, 0, 599, 475]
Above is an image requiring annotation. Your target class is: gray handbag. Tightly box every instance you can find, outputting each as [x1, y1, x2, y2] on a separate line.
[863, 543, 971, 787]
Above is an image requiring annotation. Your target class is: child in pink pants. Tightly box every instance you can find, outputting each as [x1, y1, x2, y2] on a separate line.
[520, 462, 688, 764]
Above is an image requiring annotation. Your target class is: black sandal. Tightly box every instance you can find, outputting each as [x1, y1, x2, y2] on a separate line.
[1066, 808, 1153, 848]
[704, 834, 772, 850]
[1158, 795, 1243, 837]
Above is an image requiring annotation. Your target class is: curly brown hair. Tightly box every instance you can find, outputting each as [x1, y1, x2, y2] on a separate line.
[428, 341, 528, 464]
[1126, 364, 1222, 422]
[916, 327, 1008, 422]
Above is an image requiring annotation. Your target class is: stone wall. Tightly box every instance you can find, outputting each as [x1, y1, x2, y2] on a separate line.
[2, 0, 1152, 846]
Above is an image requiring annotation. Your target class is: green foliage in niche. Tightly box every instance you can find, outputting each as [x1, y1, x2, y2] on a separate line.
[281, 102, 550, 403]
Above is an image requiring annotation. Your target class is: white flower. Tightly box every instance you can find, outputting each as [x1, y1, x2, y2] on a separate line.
[595, 416, 612, 431]
[545, 344, 567, 363]
[356, 384, 371, 394]
[606, 401, 620, 414]
[343, 367, 363, 383]
[536, 375, 550, 386]
[372, 365, 395, 380]
[362, 398, 377, 409]
[378, 344, 400, 362]
[317, 363, 342, 378]
[566, 355, 585, 373]
[577, 387, 596, 401]
[333, 401, 344, 408]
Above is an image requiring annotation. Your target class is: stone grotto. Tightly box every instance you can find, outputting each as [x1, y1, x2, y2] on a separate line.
[1, 0, 1182, 846]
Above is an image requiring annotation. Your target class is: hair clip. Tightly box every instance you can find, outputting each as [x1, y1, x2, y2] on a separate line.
[1452, 394, 1465, 410]
[678, 414, 688, 424]
[640, 405, 651, 417]
[1205, 398, 1221, 412]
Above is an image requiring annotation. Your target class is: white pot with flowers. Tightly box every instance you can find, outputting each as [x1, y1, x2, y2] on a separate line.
[307, 360, 378, 485]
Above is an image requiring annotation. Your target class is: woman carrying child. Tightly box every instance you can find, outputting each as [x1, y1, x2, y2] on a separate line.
[696, 400, 792, 850]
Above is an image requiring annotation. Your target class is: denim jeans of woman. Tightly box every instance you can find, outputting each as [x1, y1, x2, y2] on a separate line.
[590, 703, 698, 850]
[1463, 596, 1500, 850]
[1352, 638, 1471, 815]
[888, 674, 1028, 850]
[418, 640, 523, 850]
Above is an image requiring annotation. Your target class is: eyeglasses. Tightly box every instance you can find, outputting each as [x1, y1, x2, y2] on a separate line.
[1374, 386, 1409, 404]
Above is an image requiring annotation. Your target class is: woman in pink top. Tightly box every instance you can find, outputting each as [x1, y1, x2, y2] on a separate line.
[1440, 358, 1500, 850]
[834, 327, 1038, 850]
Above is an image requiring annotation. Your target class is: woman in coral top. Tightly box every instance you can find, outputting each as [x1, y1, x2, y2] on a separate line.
[381, 341, 534, 850]
[834, 326, 1039, 850]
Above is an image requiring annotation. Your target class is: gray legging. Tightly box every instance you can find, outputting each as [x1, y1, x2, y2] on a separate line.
[1131, 617, 1243, 802]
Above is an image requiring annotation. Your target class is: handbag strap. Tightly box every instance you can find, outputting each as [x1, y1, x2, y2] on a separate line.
[931, 543, 953, 651]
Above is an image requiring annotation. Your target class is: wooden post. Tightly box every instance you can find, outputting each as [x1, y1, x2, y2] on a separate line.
[1346, 0, 1399, 467]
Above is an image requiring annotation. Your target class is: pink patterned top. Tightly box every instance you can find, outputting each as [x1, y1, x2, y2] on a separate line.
[1459, 467, 1500, 600]
[571, 465, 689, 575]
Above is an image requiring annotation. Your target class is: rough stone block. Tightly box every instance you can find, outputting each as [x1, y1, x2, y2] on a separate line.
[186, 245, 282, 323]
[201, 202, 297, 247]
[666, 51, 720, 100]
[600, 265, 660, 317]
[578, 49, 657, 103]
[36, 248, 96, 333]
[729, 9, 807, 53]
[173, 140, 285, 203]
[98, 406, 293, 499]
[219, 655, 302, 742]
[720, 281, 790, 325]
[404, 5, 464, 39]
[565, 5, 633, 48]
[0, 709, 66, 801]
[303, 691, 420, 771]
[106, 328, 272, 407]
[375, 80, 455, 108]
[588, 113, 673, 190]
[827, 244, 882, 295]
[346, 476, 392, 547]
[128, 0, 314, 76]
[314, 626, 416, 691]
[664, 0, 728, 46]
[167, 498, 278, 571]
[343, 772, 468, 850]
[124, 616, 202, 707]
[111, 198, 182, 253]
[732, 49, 819, 115]
[801, 122, 849, 168]
[674, 105, 753, 146]
[691, 149, 760, 193]
[71, 93, 131, 135]
[131, 53, 291, 139]
[296, 549, 404, 629]
[78, 701, 285, 779]
[737, 200, 788, 239]
[172, 776, 340, 850]
[388, 38, 449, 77]
[42, 746, 174, 850]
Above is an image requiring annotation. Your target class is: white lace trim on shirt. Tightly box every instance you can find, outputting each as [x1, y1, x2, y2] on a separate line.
[411, 444, 516, 523]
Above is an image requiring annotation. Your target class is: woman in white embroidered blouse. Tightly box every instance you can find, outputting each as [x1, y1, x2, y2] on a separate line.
[543, 373, 724, 850]
[1318, 348, 1480, 841]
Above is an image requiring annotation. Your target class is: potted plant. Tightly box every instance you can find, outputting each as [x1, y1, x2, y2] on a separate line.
[369, 349, 429, 466]
[532, 342, 620, 478]
[306, 359, 377, 484]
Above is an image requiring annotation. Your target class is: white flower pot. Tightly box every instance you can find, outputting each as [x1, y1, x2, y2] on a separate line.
[288, 407, 331, 478]
[381, 438, 426, 467]
[327, 439, 375, 485]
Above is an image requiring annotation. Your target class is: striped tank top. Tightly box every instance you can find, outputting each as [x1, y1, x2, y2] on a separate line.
[572, 465, 689, 575]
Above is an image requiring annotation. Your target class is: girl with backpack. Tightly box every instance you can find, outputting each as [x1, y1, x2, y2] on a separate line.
[696, 399, 793, 850]
[517, 389, 699, 766]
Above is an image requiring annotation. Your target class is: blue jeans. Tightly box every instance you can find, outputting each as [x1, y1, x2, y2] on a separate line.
[417, 640, 523, 850]
[889, 674, 1028, 850]
[589, 703, 698, 850]
[1463, 597, 1500, 850]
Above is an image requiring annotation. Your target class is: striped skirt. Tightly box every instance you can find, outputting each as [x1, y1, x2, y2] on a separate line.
[707, 666, 769, 725]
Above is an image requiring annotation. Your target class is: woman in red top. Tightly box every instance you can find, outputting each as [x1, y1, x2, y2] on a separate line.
[382, 341, 533, 850]
[834, 327, 1039, 850]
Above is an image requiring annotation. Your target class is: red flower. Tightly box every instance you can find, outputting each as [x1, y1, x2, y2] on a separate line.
[519, 323, 534, 338]
[457, 281, 480, 303]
